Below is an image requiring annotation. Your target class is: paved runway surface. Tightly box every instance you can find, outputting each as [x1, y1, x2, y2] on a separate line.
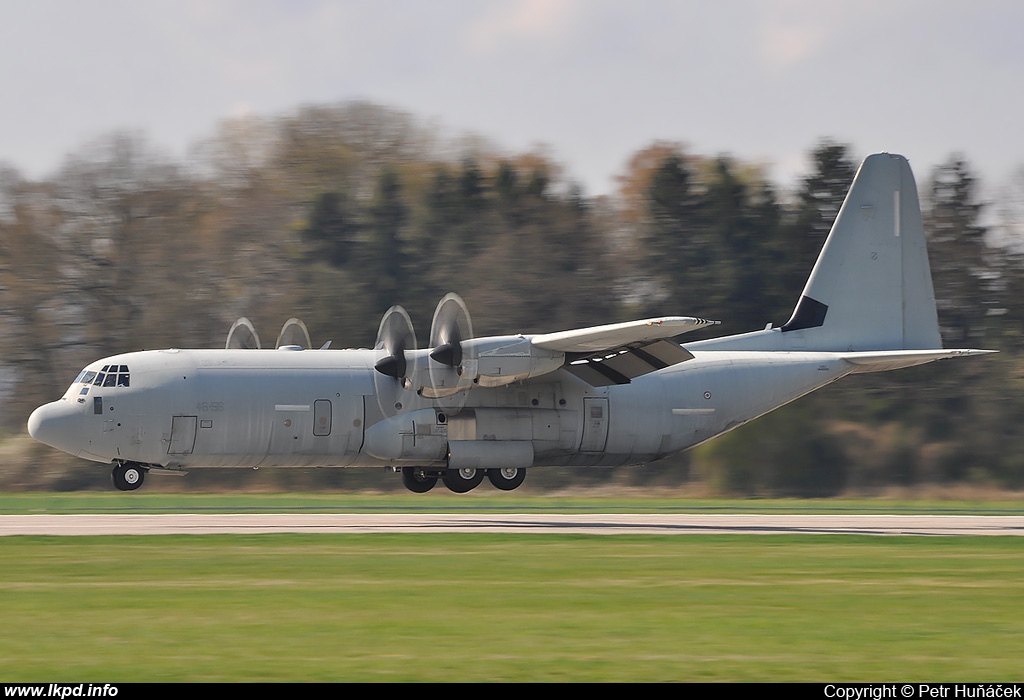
[2, 513, 1023, 536]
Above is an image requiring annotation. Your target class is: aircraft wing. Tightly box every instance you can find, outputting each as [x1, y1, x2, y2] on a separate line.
[532, 317, 717, 352]
[532, 317, 719, 386]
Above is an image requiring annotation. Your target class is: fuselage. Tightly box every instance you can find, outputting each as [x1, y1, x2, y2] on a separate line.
[28, 345, 856, 472]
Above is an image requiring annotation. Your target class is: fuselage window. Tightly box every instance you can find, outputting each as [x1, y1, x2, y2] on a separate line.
[82, 372, 97, 385]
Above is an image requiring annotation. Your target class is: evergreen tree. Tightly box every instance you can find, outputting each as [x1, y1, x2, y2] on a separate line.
[643, 154, 709, 315]
[924, 157, 993, 345]
[364, 168, 410, 315]
[780, 142, 856, 306]
[701, 157, 783, 332]
[302, 191, 358, 267]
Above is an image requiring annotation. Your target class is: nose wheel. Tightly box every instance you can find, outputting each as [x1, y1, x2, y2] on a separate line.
[111, 462, 146, 491]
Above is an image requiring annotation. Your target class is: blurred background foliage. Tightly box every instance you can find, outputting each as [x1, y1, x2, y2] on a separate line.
[2, 101, 1022, 494]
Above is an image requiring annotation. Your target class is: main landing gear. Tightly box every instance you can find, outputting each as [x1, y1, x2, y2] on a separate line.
[486, 466, 527, 491]
[111, 461, 146, 491]
[400, 466, 527, 494]
[401, 467, 437, 493]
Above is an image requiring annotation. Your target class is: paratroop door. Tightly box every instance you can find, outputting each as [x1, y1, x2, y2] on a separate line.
[579, 397, 609, 452]
[168, 415, 197, 455]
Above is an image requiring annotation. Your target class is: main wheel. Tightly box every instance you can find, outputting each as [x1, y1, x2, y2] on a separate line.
[111, 462, 145, 491]
[487, 467, 526, 491]
[402, 467, 437, 493]
[442, 467, 484, 493]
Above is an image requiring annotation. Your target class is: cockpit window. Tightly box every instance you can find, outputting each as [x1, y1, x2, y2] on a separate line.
[81, 365, 129, 388]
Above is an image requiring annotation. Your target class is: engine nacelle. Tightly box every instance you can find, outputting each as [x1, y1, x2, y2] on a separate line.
[462, 335, 565, 388]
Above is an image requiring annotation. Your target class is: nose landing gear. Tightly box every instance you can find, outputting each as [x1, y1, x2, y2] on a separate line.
[111, 461, 146, 491]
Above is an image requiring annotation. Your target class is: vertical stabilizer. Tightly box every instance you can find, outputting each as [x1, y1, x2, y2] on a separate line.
[782, 152, 941, 350]
[693, 153, 943, 352]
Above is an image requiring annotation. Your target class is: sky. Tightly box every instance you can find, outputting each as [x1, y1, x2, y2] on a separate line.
[1, 0, 1022, 198]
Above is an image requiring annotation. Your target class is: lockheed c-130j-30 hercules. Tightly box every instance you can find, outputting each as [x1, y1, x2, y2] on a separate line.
[28, 153, 993, 493]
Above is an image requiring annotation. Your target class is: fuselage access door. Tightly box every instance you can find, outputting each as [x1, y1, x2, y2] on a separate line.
[168, 415, 198, 455]
[579, 397, 609, 452]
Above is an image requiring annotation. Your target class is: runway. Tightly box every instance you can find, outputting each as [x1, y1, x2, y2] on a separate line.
[2, 513, 1023, 536]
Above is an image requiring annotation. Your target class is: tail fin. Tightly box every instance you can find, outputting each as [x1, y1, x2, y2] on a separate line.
[694, 153, 943, 353]
[782, 153, 941, 350]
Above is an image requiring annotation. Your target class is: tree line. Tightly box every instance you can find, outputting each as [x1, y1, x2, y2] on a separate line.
[2, 101, 1021, 493]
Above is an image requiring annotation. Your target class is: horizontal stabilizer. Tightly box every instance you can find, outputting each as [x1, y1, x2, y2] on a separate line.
[532, 317, 717, 353]
[841, 348, 996, 374]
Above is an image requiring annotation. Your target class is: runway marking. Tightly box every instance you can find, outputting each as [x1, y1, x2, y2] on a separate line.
[2, 514, 1023, 536]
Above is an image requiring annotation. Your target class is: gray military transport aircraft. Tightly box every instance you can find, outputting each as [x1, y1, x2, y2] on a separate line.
[28, 153, 993, 493]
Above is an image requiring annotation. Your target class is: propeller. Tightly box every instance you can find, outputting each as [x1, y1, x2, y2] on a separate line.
[225, 317, 261, 349]
[423, 293, 475, 411]
[276, 318, 312, 349]
[373, 305, 417, 417]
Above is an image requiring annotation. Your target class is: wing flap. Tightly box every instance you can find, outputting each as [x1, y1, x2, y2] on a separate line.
[563, 339, 695, 386]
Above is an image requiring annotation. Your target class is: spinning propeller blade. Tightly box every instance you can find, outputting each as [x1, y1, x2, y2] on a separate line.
[276, 318, 312, 349]
[373, 305, 417, 417]
[424, 293, 475, 410]
[225, 318, 261, 349]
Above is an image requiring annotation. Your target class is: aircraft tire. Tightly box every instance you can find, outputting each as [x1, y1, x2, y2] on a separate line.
[401, 467, 437, 493]
[487, 467, 526, 491]
[442, 467, 484, 493]
[111, 462, 145, 492]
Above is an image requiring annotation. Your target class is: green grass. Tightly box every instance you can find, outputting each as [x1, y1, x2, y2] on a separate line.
[0, 491, 1022, 514]
[1, 534, 1022, 681]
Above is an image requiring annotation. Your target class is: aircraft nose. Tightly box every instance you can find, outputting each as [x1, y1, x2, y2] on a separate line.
[27, 400, 83, 457]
